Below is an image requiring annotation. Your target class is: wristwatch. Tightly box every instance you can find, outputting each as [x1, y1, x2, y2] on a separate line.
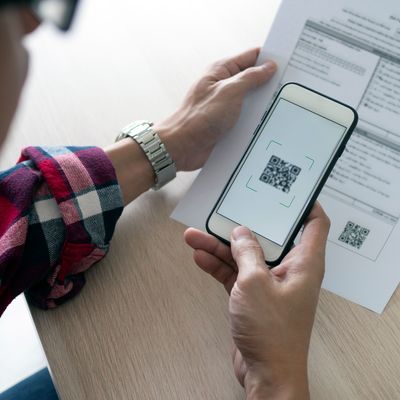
[115, 120, 176, 190]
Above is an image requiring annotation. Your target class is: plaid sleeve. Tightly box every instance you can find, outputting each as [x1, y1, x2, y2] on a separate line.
[0, 146, 123, 315]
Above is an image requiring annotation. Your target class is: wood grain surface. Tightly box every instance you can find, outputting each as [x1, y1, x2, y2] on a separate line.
[2, 0, 400, 398]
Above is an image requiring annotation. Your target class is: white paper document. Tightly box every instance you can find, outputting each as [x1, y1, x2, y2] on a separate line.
[172, 0, 400, 313]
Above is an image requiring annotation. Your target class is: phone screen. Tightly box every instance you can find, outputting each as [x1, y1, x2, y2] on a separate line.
[217, 98, 347, 246]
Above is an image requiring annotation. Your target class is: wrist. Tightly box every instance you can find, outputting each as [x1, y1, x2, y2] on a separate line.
[105, 138, 154, 204]
[244, 363, 309, 400]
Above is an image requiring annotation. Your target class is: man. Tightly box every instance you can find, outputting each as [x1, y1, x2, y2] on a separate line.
[0, 1, 329, 398]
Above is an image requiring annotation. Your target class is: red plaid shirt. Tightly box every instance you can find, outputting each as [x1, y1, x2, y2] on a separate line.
[0, 146, 123, 316]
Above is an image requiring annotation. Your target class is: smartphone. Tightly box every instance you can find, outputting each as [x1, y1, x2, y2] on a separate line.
[206, 83, 358, 265]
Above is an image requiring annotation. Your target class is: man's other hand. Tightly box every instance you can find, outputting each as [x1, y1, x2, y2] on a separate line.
[155, 47, 277, 171]
[184, 203, 330, 400]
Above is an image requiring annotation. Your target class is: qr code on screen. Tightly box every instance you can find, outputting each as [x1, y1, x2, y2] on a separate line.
[259, 155, 301, 193]
[338, 221, 370, 249]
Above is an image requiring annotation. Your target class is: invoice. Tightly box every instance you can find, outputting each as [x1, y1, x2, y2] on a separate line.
[172, 0, 400, 313]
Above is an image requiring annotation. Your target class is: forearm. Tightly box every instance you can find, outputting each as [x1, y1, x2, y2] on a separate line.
[104, 124, 182, 205]
[104, 138, 154, 205]
[1, 146, 123, 315]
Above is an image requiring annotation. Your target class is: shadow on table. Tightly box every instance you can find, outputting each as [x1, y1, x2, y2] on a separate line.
[0, 368, 59, 400]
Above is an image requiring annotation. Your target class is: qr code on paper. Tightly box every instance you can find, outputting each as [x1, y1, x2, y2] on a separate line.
[338, 221, 370, 249]
[259, 155, 301, 193]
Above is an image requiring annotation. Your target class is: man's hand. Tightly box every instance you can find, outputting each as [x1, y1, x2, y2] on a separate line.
[156, 47, 277, 171]
[184, 203, 330, 400]
[106, 48, 275, 204]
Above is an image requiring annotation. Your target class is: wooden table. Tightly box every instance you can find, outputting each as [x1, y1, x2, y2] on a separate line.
[2, 0, 400, 398]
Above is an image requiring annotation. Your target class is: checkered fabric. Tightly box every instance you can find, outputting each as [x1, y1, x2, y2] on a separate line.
[0, 146, 123, 316]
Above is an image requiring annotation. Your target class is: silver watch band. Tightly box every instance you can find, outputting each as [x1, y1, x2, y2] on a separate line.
[116, 121, 176, 190]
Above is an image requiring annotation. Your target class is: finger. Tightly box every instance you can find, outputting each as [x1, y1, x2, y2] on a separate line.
[299, 202, 330, 254]
[225, 61, 277, 94]
[184, 228, 236, 269]
[193, 249, 237, 293]
[282, 202, 330, 283]
[230, 226, 272, 286]
[208, 47, 262, 79]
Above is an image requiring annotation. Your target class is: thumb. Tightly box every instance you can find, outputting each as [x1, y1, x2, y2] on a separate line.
[229, 60, 277, 94]
[230, 226, 271, 283]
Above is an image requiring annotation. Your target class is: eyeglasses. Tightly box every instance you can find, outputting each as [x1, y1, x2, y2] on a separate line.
[1, 0, 79, 31]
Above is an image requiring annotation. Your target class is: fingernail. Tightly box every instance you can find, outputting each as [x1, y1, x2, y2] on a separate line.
[232, 226, 253, 241]
[263, 60, 277, 72]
